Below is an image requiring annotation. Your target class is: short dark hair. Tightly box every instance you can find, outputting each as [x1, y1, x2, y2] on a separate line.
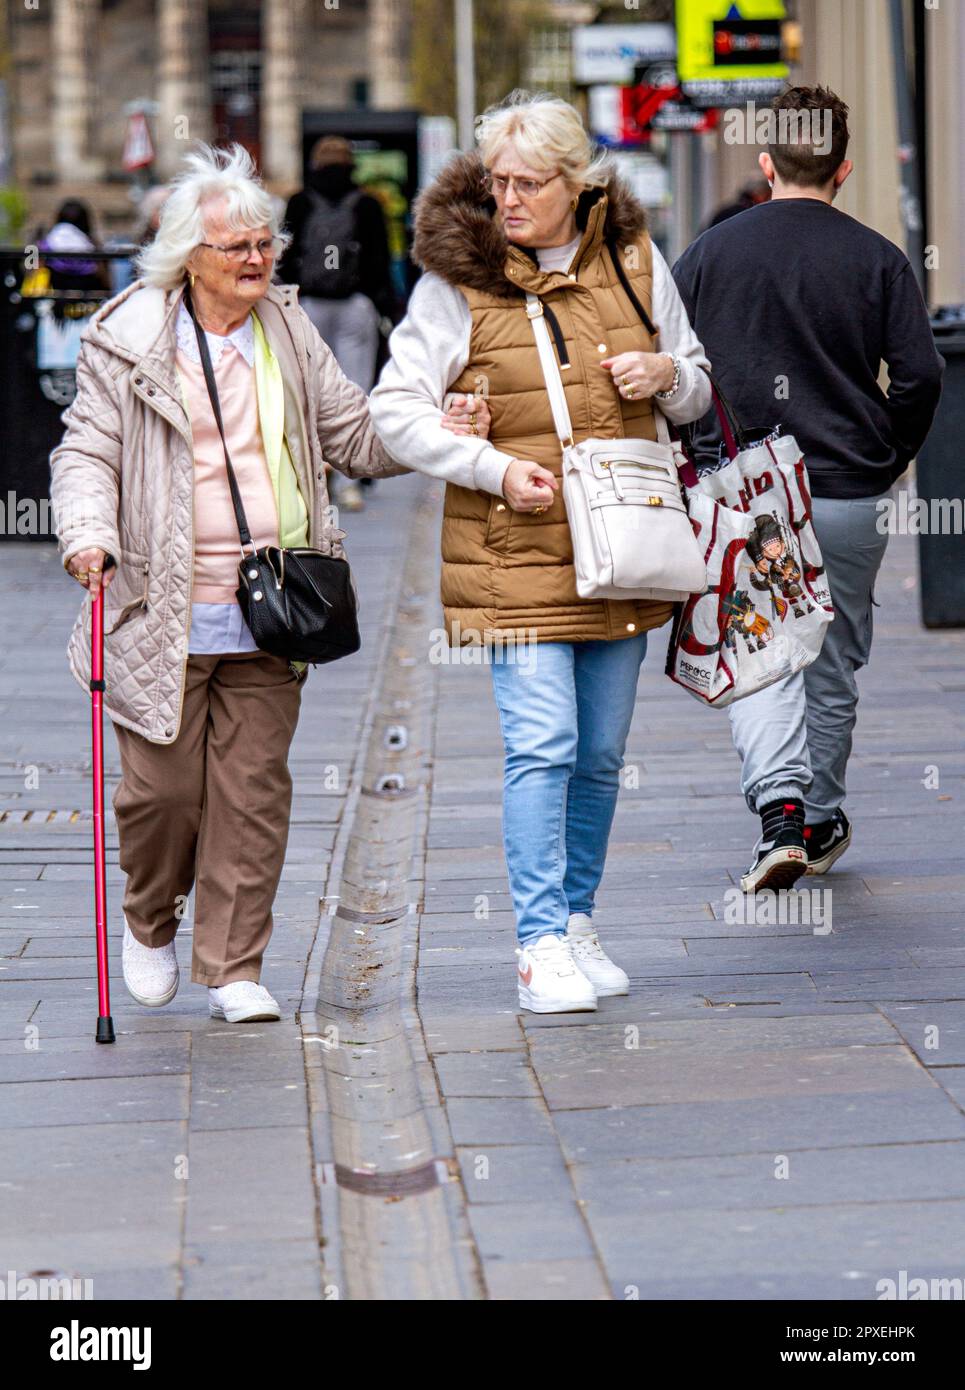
[767, 85, 850, 187]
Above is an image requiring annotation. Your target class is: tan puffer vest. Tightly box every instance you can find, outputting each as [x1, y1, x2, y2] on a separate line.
[411, 152, 674, 644]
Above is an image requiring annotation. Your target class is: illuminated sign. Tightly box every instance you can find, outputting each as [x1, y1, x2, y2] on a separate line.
[676, 0, 789, 106]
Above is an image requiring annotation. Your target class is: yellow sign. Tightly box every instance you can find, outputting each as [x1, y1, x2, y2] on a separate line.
[676, 0, 788, 84]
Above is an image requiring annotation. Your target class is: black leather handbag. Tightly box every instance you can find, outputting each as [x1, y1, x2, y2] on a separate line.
[185, 289, 361, 666]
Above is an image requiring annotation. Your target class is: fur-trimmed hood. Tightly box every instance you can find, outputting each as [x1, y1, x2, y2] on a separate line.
[411, 150, 648, 299]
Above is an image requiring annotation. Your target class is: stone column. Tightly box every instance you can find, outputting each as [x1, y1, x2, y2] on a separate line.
[51, 0, 103, 182]
[262, 0, 308, 186]
[156, 0, 212, 178]
[794, 0, 902, 248]
[369, 0, 413, 109]
[925, 0, 965, 309]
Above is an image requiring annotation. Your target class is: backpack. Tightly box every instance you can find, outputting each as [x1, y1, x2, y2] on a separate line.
[296, 187, 364, 298]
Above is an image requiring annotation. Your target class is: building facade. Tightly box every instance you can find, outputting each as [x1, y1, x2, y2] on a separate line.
[7, 0, 413, 229]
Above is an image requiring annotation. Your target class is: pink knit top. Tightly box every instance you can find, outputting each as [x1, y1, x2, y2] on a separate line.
[176, 342, 280, 603]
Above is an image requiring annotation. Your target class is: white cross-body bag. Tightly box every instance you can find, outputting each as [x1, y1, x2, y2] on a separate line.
[525, 292, 707, 603]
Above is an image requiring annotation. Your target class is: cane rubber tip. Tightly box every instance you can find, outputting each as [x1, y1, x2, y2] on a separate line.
[96, 1016, 116, 1044]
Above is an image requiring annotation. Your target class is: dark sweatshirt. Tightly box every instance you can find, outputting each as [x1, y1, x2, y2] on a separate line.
[671, 198, 944, 498]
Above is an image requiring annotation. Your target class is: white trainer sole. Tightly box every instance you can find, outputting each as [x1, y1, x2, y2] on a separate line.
[740, 845, 808, 894]
[518, 987, 597, 1014]
[123, 969, 179, 1008]
[589, 980, 630, 998]
[209, 1002, 281, 1023]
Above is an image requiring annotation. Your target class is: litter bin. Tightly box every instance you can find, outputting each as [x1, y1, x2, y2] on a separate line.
[0, 248, 135, 543]
[917, 308, 965, 627]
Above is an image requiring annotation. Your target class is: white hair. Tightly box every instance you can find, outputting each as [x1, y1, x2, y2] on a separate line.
[136, 142, 291, 290]
[475, 89, 613, 192]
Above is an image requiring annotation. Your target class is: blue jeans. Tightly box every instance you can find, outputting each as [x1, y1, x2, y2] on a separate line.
[490, 634, 648, 945]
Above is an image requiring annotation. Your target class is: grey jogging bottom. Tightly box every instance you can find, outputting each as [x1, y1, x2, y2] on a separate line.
[727, 489, 892, 824]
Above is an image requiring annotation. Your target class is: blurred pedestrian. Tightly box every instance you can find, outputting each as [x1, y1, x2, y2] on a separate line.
[674, 85, 944, 891]
[371, 91, 711, 1014]
[49, 142, 483, 1025]
[39, 199, 111, 310]
[280, 135, 396, 512]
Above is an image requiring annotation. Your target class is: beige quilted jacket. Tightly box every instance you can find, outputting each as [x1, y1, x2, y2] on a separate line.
[49, 277, 408, 744]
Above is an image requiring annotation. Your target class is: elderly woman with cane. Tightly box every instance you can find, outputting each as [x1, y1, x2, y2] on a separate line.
[370, 91, 711, 1013]
[50, 143, 486, 1024]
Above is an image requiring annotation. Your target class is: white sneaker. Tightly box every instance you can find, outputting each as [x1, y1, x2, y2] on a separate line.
[208, 981, 281, 1023]
[566, 913, 630, 997]
[516, 933, 597, 1014]
[336, 480, 366, 513]
[122, 919, 179, 1007]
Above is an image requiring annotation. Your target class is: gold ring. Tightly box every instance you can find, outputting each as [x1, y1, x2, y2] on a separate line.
[88, 565, 101, 573]
[626, 385, 635, 398]
[533, 505, 546, 515]
[621, 375, 629, 386]
[470, 422, 478, 435]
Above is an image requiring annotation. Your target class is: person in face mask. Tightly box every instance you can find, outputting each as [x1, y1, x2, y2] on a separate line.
[279, 137, 397, 513]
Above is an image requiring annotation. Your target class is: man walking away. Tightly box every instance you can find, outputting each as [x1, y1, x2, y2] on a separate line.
[281, 135, 396, 512]
[673, 85, 944, 892]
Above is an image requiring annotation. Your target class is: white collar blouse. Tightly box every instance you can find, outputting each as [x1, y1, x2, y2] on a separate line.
[175, 301, 255, 369]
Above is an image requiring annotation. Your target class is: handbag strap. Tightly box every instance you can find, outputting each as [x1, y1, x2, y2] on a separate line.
[595, 244, 746, 462]
[524, 291, 673, 449]
[604, 237, 658, 337]
[525, 294, 574, 447]
[183, 287, 257, 557]
[708, 379, 740, 461]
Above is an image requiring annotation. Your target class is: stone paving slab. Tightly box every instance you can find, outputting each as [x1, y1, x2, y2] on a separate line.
[934, 1069, 965, 1107]
[465, 1199, 598, 1262]
[435, 1051, 541, 1098]
[444, 1097, 559, 1146]
[183, 1128, 317, 1244]
[482, 1258, 610, 1301]
[589, 1201, 965, 1302]
[878, 1002, 965, 1066]
[551, 1087, 965, 1163]
[456, 1143, 574, 1205]
[570, 1139, 965, 1212]
[0, 1033, 190, 1083]
[528, 1039, 924, 1110]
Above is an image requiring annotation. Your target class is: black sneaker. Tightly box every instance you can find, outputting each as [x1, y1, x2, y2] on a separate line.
[739, 798, 808, 893]
[804, 809, 852, 875]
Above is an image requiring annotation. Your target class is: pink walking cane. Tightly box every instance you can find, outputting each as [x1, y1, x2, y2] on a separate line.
[91, 587, 115, 1044]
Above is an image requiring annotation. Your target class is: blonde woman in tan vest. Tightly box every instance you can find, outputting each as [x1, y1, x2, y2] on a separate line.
[50, 143, 484, 1025]
[371, 91, 712, 1014]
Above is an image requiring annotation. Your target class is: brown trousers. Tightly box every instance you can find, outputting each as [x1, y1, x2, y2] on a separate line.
[112, 651, 305, 987]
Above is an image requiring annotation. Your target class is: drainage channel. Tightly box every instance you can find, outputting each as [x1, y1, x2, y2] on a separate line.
[301, 480, 483, 1301]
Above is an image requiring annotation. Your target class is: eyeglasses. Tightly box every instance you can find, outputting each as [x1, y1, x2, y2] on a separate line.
[483, 171, 564, 201]
[198, 235, 285, 263]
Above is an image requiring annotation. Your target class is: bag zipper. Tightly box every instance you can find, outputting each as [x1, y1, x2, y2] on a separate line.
[600, 458, 667, 473]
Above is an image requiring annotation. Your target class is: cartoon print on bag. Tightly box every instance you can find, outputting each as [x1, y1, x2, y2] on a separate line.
[746, 513, 816, 620]
[722, 587, 773, 655]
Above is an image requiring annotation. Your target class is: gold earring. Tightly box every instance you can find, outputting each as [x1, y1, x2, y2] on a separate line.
[189, 271, 196, 287]
[570, 198, 578, 210]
